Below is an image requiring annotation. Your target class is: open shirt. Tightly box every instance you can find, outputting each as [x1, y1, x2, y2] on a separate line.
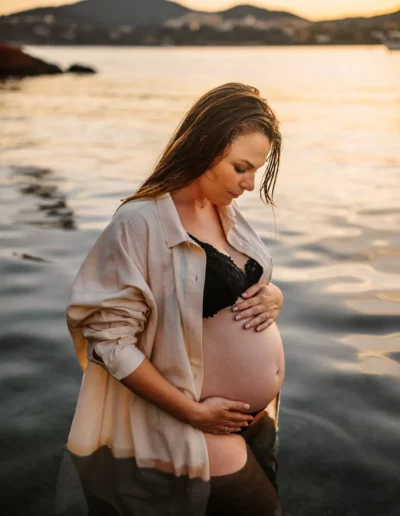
[60, 192, 281, 516]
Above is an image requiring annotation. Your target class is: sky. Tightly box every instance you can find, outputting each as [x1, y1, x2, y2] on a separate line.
[0, 0, 398, 21]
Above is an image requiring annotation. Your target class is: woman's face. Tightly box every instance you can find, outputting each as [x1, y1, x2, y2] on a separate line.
[198, 132, 271, 206]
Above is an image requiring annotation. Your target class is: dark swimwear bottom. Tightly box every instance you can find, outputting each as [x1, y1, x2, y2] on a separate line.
[60, 411, 280, 516]
[205, 411, 281, 516]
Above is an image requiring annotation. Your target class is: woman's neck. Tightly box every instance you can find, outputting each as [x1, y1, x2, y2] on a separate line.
[171, 186, 210, 211]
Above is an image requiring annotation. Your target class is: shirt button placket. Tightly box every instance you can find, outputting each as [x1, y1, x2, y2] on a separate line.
[190, 250, 205, 399]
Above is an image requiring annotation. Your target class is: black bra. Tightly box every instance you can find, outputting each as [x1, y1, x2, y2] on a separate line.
[187, 233, 263, 318]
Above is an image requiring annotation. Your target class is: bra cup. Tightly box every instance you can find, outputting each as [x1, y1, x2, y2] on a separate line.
[187, 233, 263, 318]
[204, 260, 247, 318]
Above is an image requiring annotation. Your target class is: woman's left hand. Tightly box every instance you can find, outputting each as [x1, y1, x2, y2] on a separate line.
[232, 282, 283, 332]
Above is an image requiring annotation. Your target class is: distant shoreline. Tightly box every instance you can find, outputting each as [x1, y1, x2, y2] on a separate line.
[4, 41, 386, 48]
[1, 4, 398, 48]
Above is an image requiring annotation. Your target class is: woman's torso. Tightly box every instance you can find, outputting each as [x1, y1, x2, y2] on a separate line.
[174, 200, 285, 413]
[200, 308, 285, 412]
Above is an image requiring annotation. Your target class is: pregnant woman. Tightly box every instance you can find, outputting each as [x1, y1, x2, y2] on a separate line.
[61, 82, 284, 516]
[171, 124, 285, 516]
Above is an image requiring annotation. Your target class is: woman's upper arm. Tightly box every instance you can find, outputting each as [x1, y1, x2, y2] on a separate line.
[66, 211, 154, 380]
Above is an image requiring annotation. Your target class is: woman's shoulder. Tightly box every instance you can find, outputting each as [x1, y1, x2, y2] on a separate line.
[113, 197, 155, 219]
[111, 197, 160, 231]
[88, 198, 160, 255]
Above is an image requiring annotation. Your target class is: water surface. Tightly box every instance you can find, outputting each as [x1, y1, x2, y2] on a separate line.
[0, 45, 399, 516]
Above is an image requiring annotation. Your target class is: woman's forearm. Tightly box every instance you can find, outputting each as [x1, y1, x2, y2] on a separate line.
[120, 358, 199, 424]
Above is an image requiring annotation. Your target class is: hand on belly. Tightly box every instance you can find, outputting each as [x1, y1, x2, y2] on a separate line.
[200, 305, 285, 413]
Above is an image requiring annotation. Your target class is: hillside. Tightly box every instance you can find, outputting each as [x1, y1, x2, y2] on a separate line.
[220, 4, 306, 22]
[0, 1, 398, 46]
[0, 0, 304, 28]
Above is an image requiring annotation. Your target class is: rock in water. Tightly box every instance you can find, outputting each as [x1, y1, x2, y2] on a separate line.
[0, 42, 62, 78]
[66, 63, 96, 74]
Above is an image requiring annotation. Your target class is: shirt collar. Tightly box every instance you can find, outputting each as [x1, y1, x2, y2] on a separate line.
[156, 192, 237, 249]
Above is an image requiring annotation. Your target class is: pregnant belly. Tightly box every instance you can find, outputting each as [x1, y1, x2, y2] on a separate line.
[199, 304, 285, 413]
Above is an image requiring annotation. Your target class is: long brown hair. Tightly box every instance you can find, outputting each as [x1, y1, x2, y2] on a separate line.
[119, 82, 282, 209]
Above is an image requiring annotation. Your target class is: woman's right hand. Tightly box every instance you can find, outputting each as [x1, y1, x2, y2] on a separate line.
[188, 397, 255, 434]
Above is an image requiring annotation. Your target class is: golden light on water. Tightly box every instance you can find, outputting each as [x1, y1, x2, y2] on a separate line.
[338, 333, 400, 377]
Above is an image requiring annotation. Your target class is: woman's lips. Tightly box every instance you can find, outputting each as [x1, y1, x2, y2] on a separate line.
[229, 191, 240, 198]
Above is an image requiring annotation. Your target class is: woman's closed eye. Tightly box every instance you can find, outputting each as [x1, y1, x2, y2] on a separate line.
[234, 165, 246, 174]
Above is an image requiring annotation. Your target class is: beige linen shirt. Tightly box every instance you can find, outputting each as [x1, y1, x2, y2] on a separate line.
[65, 192, 280, 499]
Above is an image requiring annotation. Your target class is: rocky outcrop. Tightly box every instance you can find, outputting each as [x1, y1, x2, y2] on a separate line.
[0, 42, 62, 77]
[0, 42, 97, 78]
[65, 63, 96, 74]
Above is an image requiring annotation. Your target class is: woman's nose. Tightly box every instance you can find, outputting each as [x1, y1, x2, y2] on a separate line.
[240, 174, 255, 192]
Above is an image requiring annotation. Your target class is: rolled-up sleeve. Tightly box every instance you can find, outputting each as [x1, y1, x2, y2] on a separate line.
[66, 215, 153, 381]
